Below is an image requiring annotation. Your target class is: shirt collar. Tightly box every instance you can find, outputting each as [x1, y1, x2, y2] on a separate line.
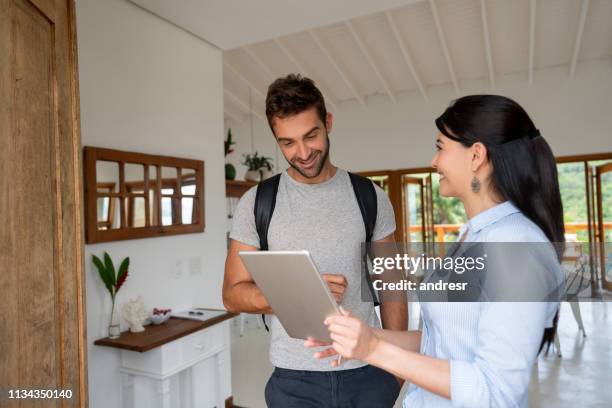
[459, 201, 520, 237]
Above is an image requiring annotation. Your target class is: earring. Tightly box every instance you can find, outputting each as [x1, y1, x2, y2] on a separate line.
[470, 175, 481, 193]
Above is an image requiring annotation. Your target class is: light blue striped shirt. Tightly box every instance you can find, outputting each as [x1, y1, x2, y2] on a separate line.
[403, 201, 562, 408]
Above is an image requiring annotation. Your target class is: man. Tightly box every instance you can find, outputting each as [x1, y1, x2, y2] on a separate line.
[223, 74, 407, 407]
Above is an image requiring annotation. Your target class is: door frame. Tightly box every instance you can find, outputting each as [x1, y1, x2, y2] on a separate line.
[595, 162, 612, 291]
[1, 0, 88, 404]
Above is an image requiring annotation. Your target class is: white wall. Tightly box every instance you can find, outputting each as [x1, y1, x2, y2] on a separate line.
[225, 58, 612, 175]
[76, 1, 225, 407]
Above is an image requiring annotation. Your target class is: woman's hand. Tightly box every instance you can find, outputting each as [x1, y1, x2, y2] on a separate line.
[304, 307, 379, 367]
[327, 307, 379, 361]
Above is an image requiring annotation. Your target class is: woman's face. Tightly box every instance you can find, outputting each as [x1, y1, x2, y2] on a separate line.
[430, 132, 474, 198]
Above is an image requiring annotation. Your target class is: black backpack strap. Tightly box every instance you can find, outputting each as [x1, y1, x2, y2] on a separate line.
[348, 172, 380, 306]
[254, 174, 281, 251]
[348, 172, 377, 242]
[253, 174, 281, 332]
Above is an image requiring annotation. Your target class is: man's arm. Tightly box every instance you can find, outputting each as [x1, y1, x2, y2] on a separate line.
[376, 233, 408, 332]
[223, 239, 350, 313]
[222, 239, 272, 314]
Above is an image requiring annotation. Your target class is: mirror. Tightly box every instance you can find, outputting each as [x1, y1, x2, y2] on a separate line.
[125, 164, 146, 227]
[95, 161, 119, 230]
[96, 161, 119, 192]
[161, 197, 173, 226]
[148, 165, 158, 226]
[84, 147, 205, 243]
[181, 197, 195, 224]
[181, 168, 197, 196]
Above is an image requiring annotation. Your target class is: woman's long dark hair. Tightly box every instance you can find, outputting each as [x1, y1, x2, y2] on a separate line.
[435, 95, 564, 353]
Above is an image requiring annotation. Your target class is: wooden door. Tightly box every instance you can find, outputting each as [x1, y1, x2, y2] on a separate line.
[0, 0, 87, 406]
[357, 170, 404, 242]
[401, 176, 425, 243]
[595, 162, 612, 291]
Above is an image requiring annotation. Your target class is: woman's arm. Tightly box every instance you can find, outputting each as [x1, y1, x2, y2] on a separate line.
[304, 326, 421, 359]
[369, 338, 451, 398]
[319, 309, 450, 398]
[316, 302, 549, 407]
[371, 328, 422, 352]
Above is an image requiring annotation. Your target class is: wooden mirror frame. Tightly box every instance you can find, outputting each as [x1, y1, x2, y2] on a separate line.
[83, 146, 205, 243]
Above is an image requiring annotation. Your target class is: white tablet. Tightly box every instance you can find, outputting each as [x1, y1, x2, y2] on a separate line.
[238, 250, 339, 342]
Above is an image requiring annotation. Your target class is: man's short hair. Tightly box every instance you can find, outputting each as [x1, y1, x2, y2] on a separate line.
[265, 74, 327, 134]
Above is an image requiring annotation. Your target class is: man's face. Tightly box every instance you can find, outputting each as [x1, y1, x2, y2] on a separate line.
[272, 107, 333, 179]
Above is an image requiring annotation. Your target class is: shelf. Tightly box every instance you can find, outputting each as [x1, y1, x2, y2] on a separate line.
[94, 309, 235, 352]
[226, 179, 257, 198]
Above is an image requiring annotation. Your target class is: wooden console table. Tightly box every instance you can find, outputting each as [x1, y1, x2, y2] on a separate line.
[95, 310, 236, 408]
[225, 180, 256, 198]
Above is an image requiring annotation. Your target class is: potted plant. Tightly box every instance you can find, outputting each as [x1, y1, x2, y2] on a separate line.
[242, 151, 274, 182]
[92, 252, 130, 339]
[224, 128, 236, 180]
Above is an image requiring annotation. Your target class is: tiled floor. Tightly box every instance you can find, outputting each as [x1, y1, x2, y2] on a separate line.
[230, 300, 612, 408]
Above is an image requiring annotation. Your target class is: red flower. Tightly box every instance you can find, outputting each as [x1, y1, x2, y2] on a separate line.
[115, 269, 129, 292]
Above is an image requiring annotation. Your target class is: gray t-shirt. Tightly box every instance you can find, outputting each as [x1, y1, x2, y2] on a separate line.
[230, 168, 396, 371]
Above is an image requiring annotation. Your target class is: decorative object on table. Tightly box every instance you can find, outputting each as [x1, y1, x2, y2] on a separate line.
[122, 296, 148, 333]
[242, 151, 273, 182]
[92, 252, 130, 339]
[151, 307, 172, 325]
[171, 308, 229, 322]
[224, 128, 236, 180]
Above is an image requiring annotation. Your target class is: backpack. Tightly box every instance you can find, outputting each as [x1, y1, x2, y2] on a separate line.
[254, 171, 380, 331]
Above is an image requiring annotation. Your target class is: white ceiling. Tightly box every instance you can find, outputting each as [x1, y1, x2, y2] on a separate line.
[128, 0, 423, 49]
[129, 0, 612, 123]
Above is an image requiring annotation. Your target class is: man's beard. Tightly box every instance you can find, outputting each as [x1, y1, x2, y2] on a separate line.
[287, 135, 330, 179]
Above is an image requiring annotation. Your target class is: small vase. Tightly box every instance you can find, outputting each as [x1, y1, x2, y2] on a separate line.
[108, 298, 120, 339]
[245, 170, 261, 182]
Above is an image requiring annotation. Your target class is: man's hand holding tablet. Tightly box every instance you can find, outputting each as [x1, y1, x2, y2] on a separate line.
[321, 273, 347, 303]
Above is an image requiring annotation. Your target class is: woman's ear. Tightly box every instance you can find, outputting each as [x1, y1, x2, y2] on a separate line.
[470, 142, 488, 172]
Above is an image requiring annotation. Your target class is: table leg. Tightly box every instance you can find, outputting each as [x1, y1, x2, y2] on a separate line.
[120, 372, 135, 408]
[156, 377, 172, 408]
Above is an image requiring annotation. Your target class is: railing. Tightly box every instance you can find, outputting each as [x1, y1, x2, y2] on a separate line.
[407, 222, 612, 243]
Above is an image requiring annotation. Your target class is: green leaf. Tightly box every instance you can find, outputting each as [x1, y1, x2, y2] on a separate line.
[92, 254, 114, 295]
[103, 252, 117, 287]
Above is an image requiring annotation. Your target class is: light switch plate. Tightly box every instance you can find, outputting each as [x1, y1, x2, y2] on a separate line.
[189, 256, 202, 276]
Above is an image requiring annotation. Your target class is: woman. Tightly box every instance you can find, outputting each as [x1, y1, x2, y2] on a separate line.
[306, 95, 564, 407]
